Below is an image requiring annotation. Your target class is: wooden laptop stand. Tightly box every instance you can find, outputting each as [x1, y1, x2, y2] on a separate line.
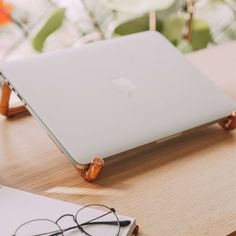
[0, 83, 28, 117]
[0, 81, 235, 182]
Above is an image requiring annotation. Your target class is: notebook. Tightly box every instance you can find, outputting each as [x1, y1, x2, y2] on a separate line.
[0, 186, 137, 235]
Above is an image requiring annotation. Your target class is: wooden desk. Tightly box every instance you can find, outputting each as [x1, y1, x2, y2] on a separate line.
[0, 42, 235, 236]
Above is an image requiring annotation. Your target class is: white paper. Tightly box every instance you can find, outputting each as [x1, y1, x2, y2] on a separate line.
[0, 186, 136, 236]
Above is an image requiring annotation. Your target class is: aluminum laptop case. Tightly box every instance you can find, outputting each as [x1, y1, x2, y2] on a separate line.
[0, 32, 235, 165]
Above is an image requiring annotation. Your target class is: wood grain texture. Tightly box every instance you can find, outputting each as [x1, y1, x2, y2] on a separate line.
[0, 42, 236, 236]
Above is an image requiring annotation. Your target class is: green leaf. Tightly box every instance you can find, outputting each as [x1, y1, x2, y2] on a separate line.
[114, 14, 163, 35]
[163, 16, 213, 50]
[162, 16, 185, 43]
[114, 14, 148, 35]
[32, 8, 65, 52]
[191, 19, 213, 50]
[103, 0, 176, 14]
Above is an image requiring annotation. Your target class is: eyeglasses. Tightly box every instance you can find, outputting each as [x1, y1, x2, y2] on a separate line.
[13, 204, 131, 236]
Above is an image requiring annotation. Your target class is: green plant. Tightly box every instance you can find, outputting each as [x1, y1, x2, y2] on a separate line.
[105, 0, 236, 52]
[1, 0, 236, 58]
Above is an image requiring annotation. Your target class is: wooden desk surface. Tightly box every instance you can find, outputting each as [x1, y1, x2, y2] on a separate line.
[0, 42, 236, 236]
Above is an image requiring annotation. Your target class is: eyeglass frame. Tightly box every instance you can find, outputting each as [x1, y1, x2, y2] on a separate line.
[12, 204, 131, 236]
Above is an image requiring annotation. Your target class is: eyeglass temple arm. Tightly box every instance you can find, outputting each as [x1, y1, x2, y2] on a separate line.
[75, 220, 139, 236]
[80, 220, 131, 227]
[48, 220, 133, 236]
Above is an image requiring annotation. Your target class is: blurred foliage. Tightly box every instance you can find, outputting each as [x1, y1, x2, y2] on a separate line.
[114, 14, 163, 35]
[103, 0, 177, 14]
[110, 0, 235, 52]
[0, 0, 236, 59]
[36, 0, 236, 53]
[176, 39, 193, 53]
[162, 16, 213, 50]
[111, 0, 236, 52]
[114, 15, 213, 51]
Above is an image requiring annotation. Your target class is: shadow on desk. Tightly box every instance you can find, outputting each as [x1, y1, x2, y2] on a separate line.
[97, 125, 235, 187]
[0, 114, 235, 198]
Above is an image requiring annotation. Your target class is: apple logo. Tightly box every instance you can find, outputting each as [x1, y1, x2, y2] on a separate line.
[112, 77, 136, 96]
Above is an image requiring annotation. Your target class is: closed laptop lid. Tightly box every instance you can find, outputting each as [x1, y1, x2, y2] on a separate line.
[0, 32, 235, 165]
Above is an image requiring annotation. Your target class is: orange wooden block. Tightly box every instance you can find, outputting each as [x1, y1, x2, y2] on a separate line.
[76, 157, 104, 182]
[0, 83, 28, 117]
[219, 112, 236, 131]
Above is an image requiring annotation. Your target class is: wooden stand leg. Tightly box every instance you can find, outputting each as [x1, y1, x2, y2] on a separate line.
[219, 112, 236, 131]
[132, 225, 139, 236]
[75, 157, 104, 182]
[0, 82, 28, 117]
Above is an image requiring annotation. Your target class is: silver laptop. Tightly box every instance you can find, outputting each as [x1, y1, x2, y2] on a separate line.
[0, 32, 235, 166]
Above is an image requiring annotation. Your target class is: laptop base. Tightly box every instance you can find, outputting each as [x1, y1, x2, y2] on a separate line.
[0, 82, 235, 182]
